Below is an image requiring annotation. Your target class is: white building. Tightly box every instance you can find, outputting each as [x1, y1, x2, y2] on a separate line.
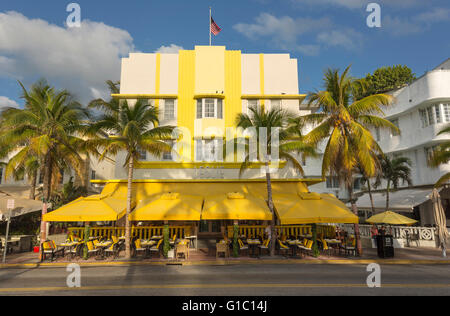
[352, 58, 450, 225]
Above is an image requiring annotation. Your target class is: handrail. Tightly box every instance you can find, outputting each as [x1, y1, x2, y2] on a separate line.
[67, 226, 192, 240]
[226, 225, 336, 239]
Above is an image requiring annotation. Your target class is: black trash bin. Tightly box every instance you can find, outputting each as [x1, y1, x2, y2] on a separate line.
[376, 234, 394, 258]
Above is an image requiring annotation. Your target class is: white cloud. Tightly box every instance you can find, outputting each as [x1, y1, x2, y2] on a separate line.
[155, 44, 184, 53]
[233, 13, 362, 55]
[0, 11, 135, 103]
[317, 28, 364, 50]
[382, 8, 450, 36]
[0, 96, 19, 109]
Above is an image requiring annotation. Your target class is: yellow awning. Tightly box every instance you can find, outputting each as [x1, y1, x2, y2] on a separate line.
[202, 192, 272, 220]
[273, 193, 358, 225]
[43, 194, 131, 222]
[129, 193, 202, 221]
[366, 211, 417, 225]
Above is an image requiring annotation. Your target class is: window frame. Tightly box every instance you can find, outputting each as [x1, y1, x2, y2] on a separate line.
[163, 99, 176, 121]
[196, 98, 224, 119]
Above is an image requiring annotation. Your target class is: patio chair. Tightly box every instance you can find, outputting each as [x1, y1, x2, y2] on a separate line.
[258, 239, 270, 255]
[149, 239, 163, 258]
[321, 239, 331, 257]
[169, 234, 177, 247]
[340, 238, 356, 257]
[238, 239, 248, 256]
[104, 241, 120, 259]
[41, 240, 64, 262]
[86, 241, 100, 259]
[133, 239, 147, 258]
[277, 240, 290, 257]
[298, 240, 313, 257]
[66, 243, 82, 260]
[216, 242, 229, 258]
[176, 242, 189, 260]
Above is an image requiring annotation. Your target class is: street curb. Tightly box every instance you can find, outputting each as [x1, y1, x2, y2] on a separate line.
[1, 258, 450, 269]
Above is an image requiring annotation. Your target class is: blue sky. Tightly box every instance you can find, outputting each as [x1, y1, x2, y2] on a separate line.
[0, 0, 449, 107]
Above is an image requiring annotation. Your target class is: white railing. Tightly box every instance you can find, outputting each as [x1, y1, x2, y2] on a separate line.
[340, 224, 437, 241]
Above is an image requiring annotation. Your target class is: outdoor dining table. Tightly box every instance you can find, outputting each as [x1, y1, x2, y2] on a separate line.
[59, 241, 78, 257]
[246, 239, 261, 258]
[140, 240, 156, 258]
[151, 235, 163, 240]
[94, 241, 113, 259]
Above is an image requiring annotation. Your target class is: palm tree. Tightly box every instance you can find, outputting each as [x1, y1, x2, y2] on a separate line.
[357, 163, 379, 214]
[235, 106, 317, 256]
[89, 98, 174, 259]
[429, 126, 450, 187]
[0, 80, 91, 244]
[375, 155, 412, 211]
[304, 66, 398, 255]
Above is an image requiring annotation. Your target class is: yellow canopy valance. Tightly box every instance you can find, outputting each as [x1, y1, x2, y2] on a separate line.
[43, 194, 132, 222]
[273, 193, 358, 225]
[202, 193, 272, 220]
[129, 194, 202, 221]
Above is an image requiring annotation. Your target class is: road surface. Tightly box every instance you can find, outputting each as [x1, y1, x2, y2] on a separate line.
[0, 263, 449, 296]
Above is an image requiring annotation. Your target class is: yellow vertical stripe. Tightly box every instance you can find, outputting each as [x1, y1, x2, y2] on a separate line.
[259, 54, 265, 108]
[155, 53, 161, 108]
[177, 50, 196, 162]
[225, 50, 242, 129]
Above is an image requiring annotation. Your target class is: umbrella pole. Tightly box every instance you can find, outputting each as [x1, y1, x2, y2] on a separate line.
[2, 211, 11, 264]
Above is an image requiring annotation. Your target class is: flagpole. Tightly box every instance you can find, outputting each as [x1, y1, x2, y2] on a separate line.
[209, 7, 212, 46]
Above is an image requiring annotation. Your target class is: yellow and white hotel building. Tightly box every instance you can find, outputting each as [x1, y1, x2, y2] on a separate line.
[43, 46, 357, 239]
[111, 45, 310, 180]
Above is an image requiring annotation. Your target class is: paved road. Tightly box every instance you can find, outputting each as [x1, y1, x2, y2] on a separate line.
[0, 263, 449, 296]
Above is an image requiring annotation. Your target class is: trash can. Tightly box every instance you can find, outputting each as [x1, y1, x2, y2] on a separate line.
[376, 234, 394, 258]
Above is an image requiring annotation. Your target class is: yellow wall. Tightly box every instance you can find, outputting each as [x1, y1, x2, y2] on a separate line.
[194, 46, 225, 94]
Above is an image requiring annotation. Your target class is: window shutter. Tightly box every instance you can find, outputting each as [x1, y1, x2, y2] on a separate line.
[217, 99, 223, 119]
[197, 99, 203, 119]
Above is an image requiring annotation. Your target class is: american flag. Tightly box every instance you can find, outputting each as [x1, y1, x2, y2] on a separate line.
[210, 17, 222, 36]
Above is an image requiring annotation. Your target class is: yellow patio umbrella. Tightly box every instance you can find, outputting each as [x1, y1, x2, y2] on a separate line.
[43, 194, 132, 222]
[366, 211, 417, 226]
[202, 192, 272, 220]
[273, 192, 358, 225]
[129, 193, 203, 221]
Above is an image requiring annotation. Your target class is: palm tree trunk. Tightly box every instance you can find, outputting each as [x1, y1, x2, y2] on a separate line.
[29, 170, 37, 200]
[348, 185, 363, 256]
[264, 161, 276, 257]
[125, 155, 134, 259]
[385, 180, 390, 212]
[367, 181, 375, 214]
[40, 153, 52, 257]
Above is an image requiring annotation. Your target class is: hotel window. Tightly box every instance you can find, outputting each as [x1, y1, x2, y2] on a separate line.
[196, 139, 221, 162]
[443, 104, 450, 122]
[425, 145, 440, 162]
[137, 147, 146, 160]
[39, 171, 44, 184]
[427, 107, 434, 126]
[163, 99, 175, 120]
[375, 127, 380, 142]
[390, 119, 400, 136]
[91, 170, 96, 180]
[0, 167, 2, 184]
[353, 178, 362, 190]
[435, 104, 442, 123]
[271, 99, 281, 111]
[419, 109, 428, 128]
[326, 176, 340, 189]
[162, 140, 174, 161]
[196, 99, 223, 119]
[247, 99, 258, 114]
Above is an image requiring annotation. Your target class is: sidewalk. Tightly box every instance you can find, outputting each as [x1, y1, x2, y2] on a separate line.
[1, 247, 449, 268]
